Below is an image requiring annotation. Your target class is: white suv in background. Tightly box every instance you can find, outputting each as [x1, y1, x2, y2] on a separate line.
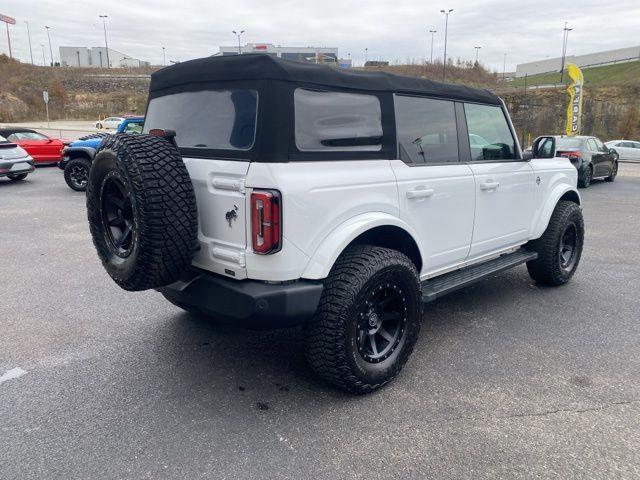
[84, 54, 584, 393]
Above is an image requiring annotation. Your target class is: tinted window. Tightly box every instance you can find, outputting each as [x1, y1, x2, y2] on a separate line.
[556, 137, 583, 148]
[294, 88, 382, 152]
[464, 103, 516, 161]
[144, 89, 258, 150]
[123, 122, 142, 134]
[620, 141, 633, 148]
[594, 138, 607, 152]
[395, 95, 458, 164]
[587, 139, 598, 151]
[633, 142, 640, 149]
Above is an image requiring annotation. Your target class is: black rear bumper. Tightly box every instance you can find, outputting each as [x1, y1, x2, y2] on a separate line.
[157, 271, 324, 329]
[0, 159, 35, 177]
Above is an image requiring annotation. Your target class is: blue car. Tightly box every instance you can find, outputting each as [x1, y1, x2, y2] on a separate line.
[60, 117, 144, 191]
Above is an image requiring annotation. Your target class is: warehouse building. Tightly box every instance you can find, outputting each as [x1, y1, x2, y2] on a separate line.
[59, 46, 150, 68]
[216, 43, 339, 64]
[516, 45, 640, 78]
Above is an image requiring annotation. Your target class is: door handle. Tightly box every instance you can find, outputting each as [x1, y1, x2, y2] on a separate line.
[480, 181, 500, 191]
[406, 187, 434, 199]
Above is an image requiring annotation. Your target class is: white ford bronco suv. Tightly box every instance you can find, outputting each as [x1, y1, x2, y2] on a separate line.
[86, 54, 583, 393]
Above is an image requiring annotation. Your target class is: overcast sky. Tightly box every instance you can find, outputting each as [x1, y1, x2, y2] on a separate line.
[2, 0, 639, 72]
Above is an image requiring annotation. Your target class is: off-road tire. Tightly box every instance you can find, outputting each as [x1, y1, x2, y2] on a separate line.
[7, 173, 28, 181]
[526, 201, 584, 286]
[305, 245, 422, 394]
[86, 134, 198, 291]
[578, 165, 592, 188]
[605, 161, 618, 182]
[64, 157, 92, 191]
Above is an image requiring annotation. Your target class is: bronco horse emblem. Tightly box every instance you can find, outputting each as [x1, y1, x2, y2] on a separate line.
[225, 205, 239, 227]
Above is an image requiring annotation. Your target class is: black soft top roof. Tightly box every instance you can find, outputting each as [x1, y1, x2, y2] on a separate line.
[0, 127, 37, 136]
[150, 54, 501, 105]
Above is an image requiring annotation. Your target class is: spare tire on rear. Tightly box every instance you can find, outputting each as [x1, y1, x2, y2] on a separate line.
[86, 134, 198, 291]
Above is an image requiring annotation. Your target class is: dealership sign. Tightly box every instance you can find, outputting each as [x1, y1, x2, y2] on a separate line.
[0, 14, 16, 25]
[565, 63, 584, 136]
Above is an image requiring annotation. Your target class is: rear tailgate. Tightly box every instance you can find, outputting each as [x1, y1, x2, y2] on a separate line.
[183, 158, 249, 279]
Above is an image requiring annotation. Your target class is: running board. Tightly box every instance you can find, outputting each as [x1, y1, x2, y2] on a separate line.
[421, 249, 538, 303]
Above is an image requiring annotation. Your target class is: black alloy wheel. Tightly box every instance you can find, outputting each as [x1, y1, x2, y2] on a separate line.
[69, 163, 89, 189]
[357, 283, 408, 364]
[558, 222, 579, 273]
[100, 172, 135, 258]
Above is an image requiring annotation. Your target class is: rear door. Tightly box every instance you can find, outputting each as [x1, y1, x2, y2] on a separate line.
[392, 95, 475, 276]
[587, 138, 606, 176]
[143, 88, 259, 279]
[463, 102, 536, 259]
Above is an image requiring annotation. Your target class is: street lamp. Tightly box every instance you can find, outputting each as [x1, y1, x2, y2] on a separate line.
[44, 26, 53, 66]
[560, 22, 573, 83]
[40, 43, 45, 66]
[24, 21, 34, 65]
[162, 46, 166, 66]
[474, 46, 482, 64]
[502, 53, 507, 80]
[429, 30, 436, 63]
[99, 15, 110, 68]
[440, 9, 453, 81]
[232, 30, 245, 54]
[365, 47, 368, 65]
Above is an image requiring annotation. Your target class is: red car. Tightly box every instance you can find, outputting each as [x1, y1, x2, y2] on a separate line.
[0, 128, 68, 165]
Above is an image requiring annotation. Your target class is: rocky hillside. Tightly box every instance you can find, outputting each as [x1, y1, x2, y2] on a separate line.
[2, 54, 638, 142]
[0, 55, 153, 122]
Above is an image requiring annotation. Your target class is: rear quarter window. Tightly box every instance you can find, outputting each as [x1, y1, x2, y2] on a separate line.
[143, 89, 258, 150]
[294, 88, 383, 152]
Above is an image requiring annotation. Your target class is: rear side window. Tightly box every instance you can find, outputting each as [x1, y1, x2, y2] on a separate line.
[294, 88, 382, 152]
[143, 89, 258, 150]
[587, 139, 598, 151]
[464, 103, 516, 161]
[395, 95, 458, 164]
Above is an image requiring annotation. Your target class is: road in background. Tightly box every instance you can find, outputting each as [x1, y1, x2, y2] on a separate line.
[1, 165, 639, 479]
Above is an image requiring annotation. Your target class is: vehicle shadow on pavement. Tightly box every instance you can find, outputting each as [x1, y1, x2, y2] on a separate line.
[151, 267, 540, 404]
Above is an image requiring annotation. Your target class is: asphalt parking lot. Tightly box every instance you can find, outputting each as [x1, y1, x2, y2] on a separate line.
[1, 165, 639, 479]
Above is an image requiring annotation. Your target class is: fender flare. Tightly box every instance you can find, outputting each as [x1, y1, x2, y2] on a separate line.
[65, 146, 96, 161]
[301, 212, 424, 280]
[530, 185, 581, 239]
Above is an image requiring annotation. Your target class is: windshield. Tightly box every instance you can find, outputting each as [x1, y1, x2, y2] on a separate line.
[143, 89, 258, 151]
[556, 137, 583, 149]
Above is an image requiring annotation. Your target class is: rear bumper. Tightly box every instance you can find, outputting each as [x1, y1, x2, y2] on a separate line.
[157, 271, 324, 329]
[0, 159, 35, 177]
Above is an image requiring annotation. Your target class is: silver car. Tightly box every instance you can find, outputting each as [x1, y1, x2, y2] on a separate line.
[0, 134, 35, 181]
[605, 140, 640, 162]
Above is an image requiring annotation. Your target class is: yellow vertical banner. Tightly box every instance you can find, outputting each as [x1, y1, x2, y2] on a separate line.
[565, 63, 584, 136]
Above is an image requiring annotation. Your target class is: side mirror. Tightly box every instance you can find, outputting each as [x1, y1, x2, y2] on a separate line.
[532, 136, 556, 159]
[609, 148, 617, 155]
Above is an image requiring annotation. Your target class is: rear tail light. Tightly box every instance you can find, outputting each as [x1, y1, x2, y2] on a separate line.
[558, 150, 581, 161]
[251, 189, 282, 254]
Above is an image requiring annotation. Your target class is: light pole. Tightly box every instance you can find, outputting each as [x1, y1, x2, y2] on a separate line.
[99, 15, 110, 68]
[40, 43, 45, 66]
[232, 30, 245, 54]
[502, 52, 507, 80]
[24, 21, 34, 65]
[560, 21, 572, 83]
[365, 47, 368, 65]
[162, 46, 166, 66]
[440, 9, 453, 81]
[76, 50, 80, 67]
[429, 30, 436, 63]
[44, 26, 53, 66]
[474, 46, 481, 64]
